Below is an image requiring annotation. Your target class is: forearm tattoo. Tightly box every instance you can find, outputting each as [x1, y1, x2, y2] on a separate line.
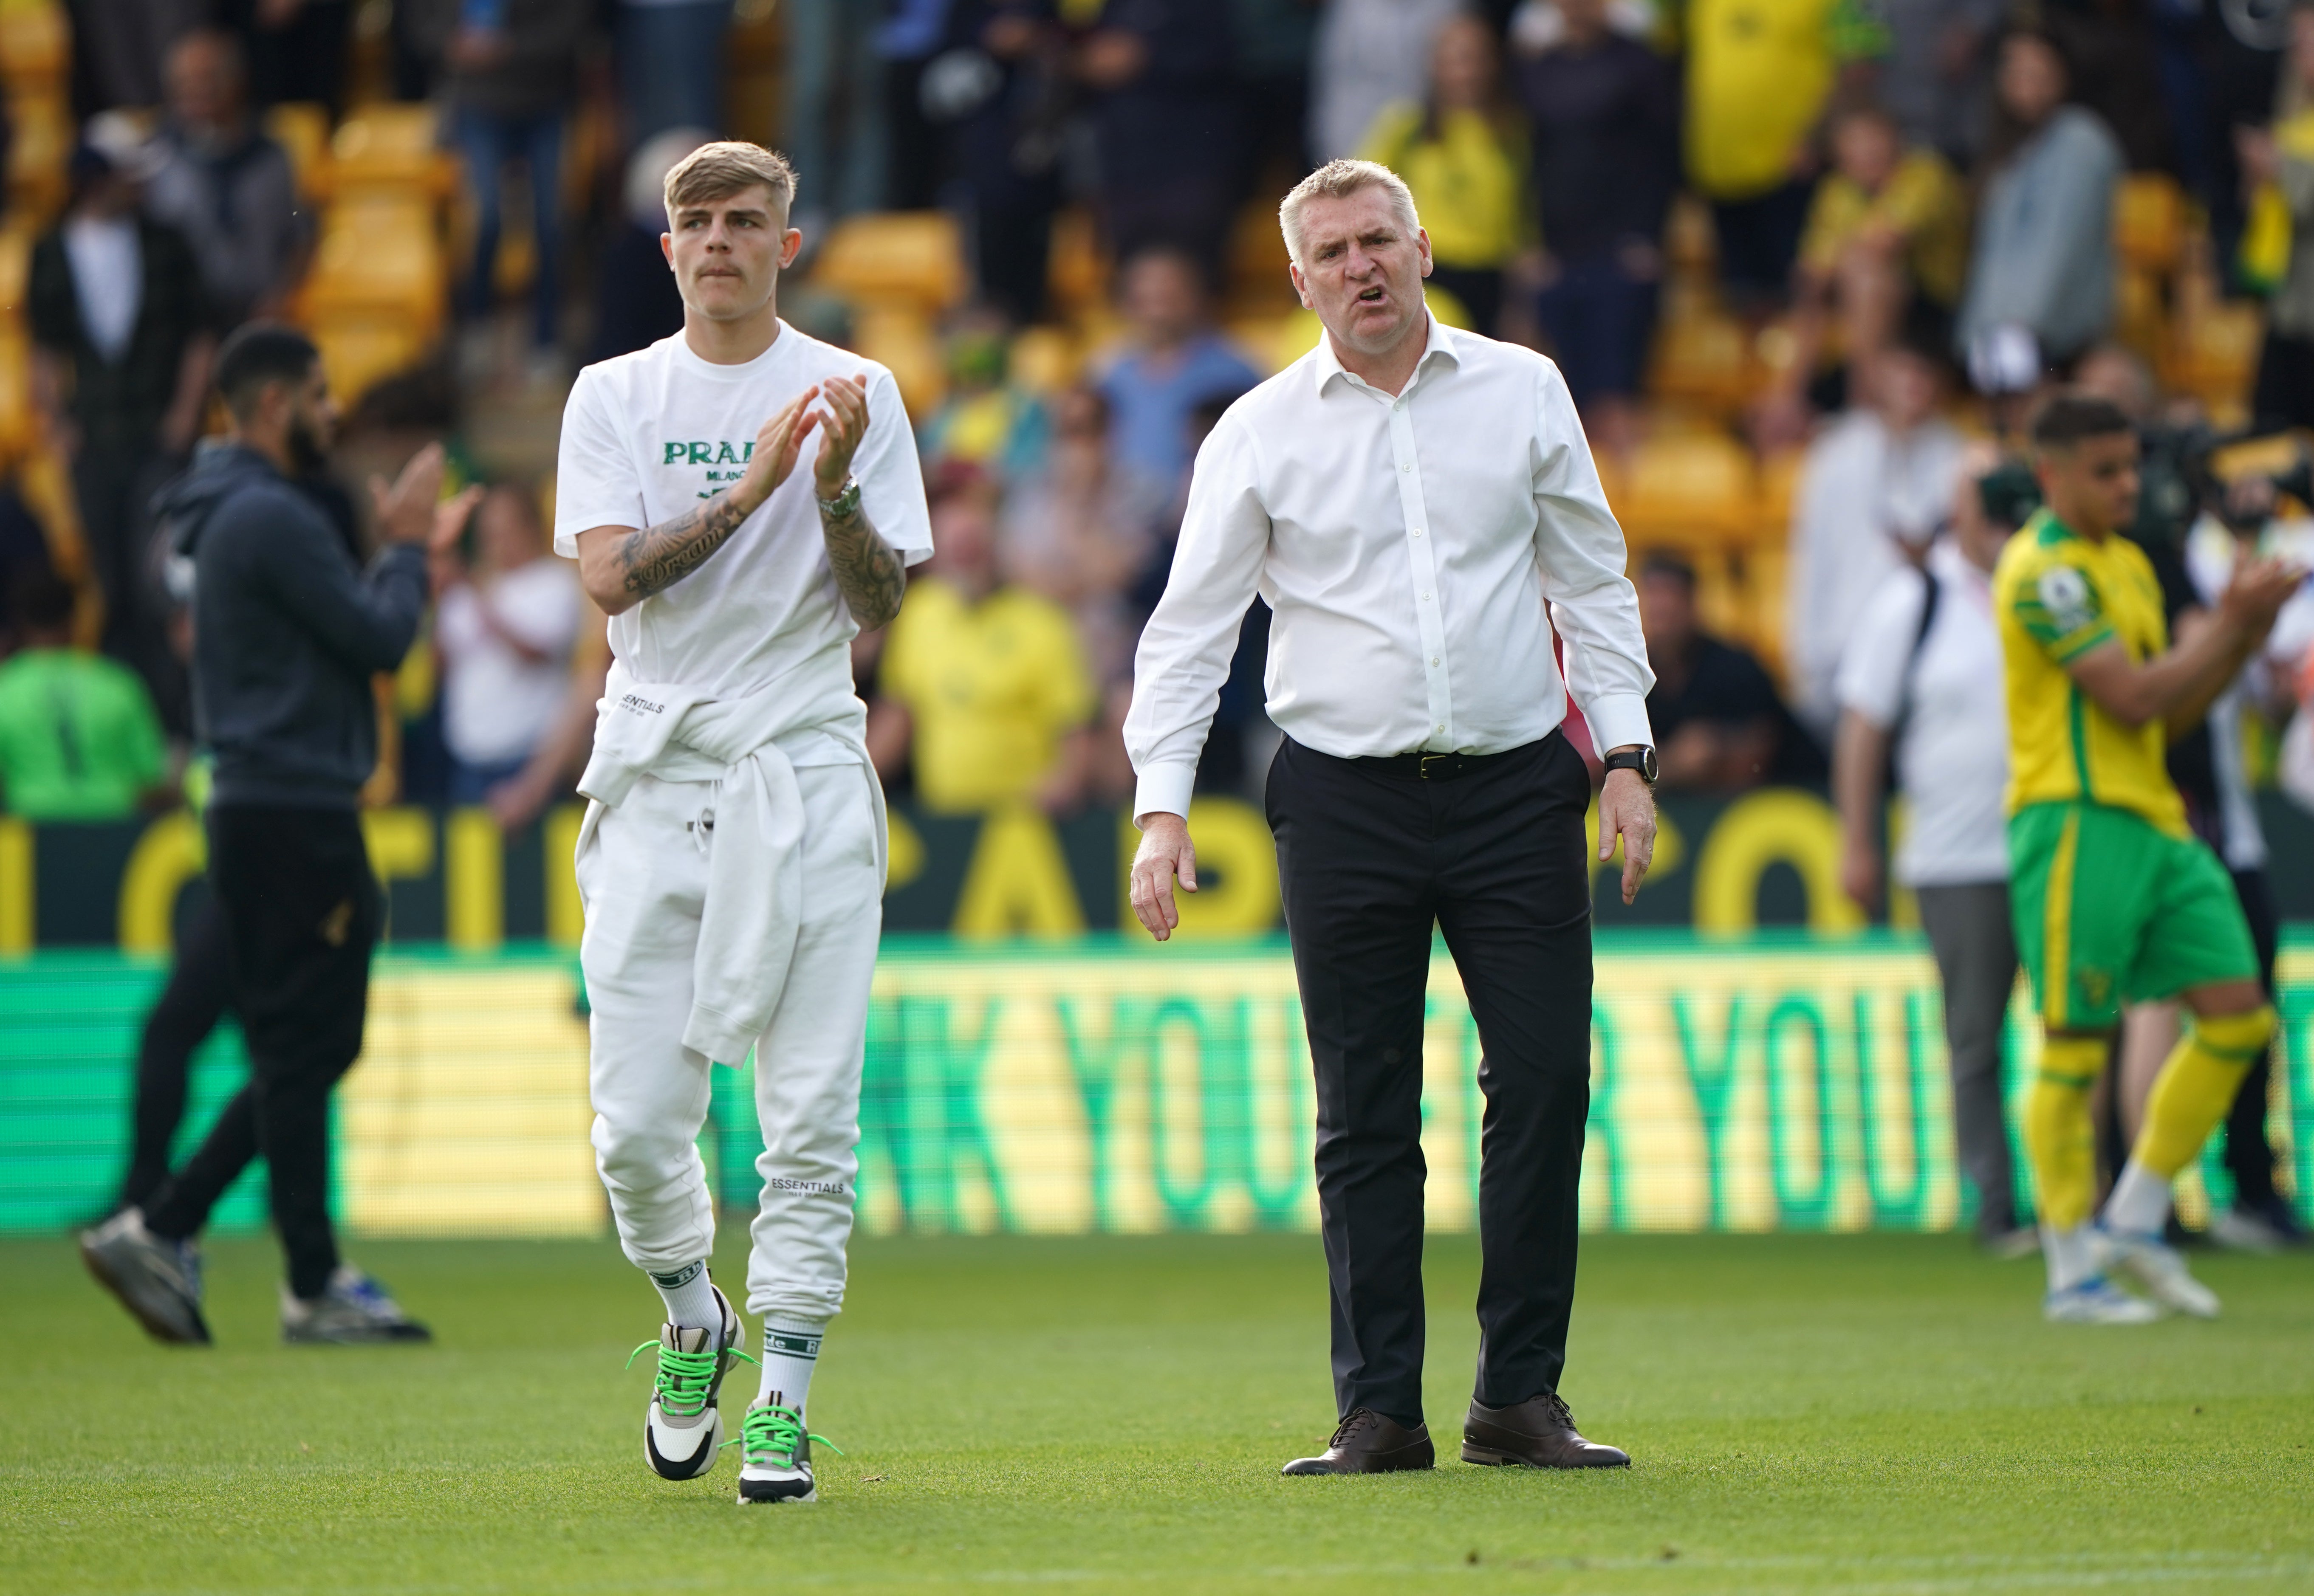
[612, 493, 753, 600]
[822, 496, 907, 629]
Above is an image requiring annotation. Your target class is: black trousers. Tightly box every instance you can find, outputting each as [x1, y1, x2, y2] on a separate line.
[2222, 868, 2282, 1210]
[144, 807, 382, 1300]
[1266, 732, 1595, 1428]
[116, 894, 235, 1213]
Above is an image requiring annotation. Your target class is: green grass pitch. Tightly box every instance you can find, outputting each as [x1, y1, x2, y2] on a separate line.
[3, 1230, 2312, 1594]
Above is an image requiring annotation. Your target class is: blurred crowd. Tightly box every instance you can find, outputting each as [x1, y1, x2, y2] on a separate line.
[7, 0, 2314, 840]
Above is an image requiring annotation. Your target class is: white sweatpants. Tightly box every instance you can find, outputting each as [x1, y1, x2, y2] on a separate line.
[575, 761, 882, 1326]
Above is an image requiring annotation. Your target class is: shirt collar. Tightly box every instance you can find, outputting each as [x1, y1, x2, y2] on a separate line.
[1311, 310, 1459, 399]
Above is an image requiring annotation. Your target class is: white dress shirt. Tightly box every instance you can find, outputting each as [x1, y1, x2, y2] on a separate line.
[1126, 316, 1655, 823]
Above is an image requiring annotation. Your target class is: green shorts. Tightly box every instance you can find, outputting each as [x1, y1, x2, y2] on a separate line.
[2008, 801, 2258, 1031]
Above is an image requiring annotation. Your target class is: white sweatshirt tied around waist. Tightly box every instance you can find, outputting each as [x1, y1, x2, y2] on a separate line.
[575, 657, 885, 1066]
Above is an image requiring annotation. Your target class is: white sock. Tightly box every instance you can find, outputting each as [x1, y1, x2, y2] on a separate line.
[2043, 1224, 2097, 1293]
[756, 1323, 823, 1411]
[2103, 1159, 2173, 1238]
[646, 1260, 721, 1334]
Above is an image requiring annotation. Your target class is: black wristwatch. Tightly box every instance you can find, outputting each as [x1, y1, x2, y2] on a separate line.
[1602, 745, 1658, 786]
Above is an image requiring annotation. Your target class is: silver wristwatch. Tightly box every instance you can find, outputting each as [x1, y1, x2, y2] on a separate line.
[815, 476, 862, 519]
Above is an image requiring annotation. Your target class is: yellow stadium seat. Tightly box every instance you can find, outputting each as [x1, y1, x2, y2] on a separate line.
[331, 105, 455, 195]
[0, 1, 71, 93]
[312, 316, 431, 409]
[2113, 173, 2185, 275]
[6, 89, 71, 224]
[811, 212, 966, 318]
[2164, 302, 2265, 420]
[1754, 448, 1802, 544]
[1225, 197, 1294, 313]
[266, 102, 333, 202]
[1647, 311, 1758, 417]
[0, 331, 33, 458]
[1610, 431, 1760, 550]
[851, 305, 945, 419]
[1007, 325, 1082, 395]
[1046, 206, 1108, 319]
[0, 223, 34, 318]
[304, 193, 448, 333]
[1663, 195, 1717, 276]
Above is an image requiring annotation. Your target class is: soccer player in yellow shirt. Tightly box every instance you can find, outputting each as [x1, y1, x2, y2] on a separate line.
[1996, 395, 2301, 1323]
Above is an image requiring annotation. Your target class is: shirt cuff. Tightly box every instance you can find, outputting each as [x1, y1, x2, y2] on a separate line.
[1581, 691, 1655, 756]
[1131, 761, 1198, 827]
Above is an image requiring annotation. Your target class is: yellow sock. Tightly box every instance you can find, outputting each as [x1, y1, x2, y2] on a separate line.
[2024, 1035, 2106, 1231]
[2132, 1007, 2274, 1179]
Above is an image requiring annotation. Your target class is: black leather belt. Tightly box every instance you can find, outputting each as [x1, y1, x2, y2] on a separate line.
[1358, 747, 1518, 781]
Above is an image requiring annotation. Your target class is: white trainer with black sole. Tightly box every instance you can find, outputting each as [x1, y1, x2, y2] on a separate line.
[632, 1286, 745, 1481]
[2043, 1275, 2161, 1325]
[733, 1399, 838, 1505]
[2093, 1223, 2220, 1319]
[79, 1208, 210, 1345]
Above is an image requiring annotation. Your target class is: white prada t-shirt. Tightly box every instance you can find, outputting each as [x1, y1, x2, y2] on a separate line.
[553, 323, 934, 733]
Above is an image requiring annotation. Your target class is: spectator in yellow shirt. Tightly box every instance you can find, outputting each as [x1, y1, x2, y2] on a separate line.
[1684, 0, 1887, 308]
[1757, 100, 1969, 446]
[1356, 13, 1531, 335]
[877, 466, 1098, 815]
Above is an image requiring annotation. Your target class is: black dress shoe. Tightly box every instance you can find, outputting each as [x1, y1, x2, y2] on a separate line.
[1461, 1393, 1630, 1469]
[1280, 1407, 1435, 1475]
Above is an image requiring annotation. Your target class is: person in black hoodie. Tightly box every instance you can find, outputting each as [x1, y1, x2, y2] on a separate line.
[79, 324, 479, 1347]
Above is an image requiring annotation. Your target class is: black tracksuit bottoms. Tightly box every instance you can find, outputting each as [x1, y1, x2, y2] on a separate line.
[1266, 730, 1595, 1430]
[143, 806, 383, 1300]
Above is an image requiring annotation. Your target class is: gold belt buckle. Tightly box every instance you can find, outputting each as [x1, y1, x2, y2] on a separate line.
[1419, 753, 1450, 780]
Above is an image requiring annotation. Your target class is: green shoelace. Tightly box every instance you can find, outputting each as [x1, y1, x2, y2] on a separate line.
[722, 1401, 844, 1467]
[624, 1338, 757, 1420]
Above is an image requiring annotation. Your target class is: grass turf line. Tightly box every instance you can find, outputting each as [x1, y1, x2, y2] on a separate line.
[2, 1231, 2311, 1594]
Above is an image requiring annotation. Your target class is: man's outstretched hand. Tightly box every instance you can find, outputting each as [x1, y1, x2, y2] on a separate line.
[1598, 762, 1656, 905]
[1129, 811, 1198, 942]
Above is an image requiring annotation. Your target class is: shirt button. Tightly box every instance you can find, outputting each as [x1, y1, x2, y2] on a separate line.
[1412, 527, 1423, 537]
[1435, 724, 1445, 734]
[1431, 656, 1440, 665]
[1400, 462, 1411, 473]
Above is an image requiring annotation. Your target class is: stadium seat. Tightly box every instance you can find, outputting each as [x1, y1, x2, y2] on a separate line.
[303, 193, 449, 333]
[1647, 310, 1759, 417]
[2113, 173, 2185, 275]
[1608, 431, 1760, 549]
[312, 316, 431, 410]
[1755, 448, 1802, 544]
[0, 1, 69, 93]
[5, 88, 70, 223]
[0, 333, 33, 460]
[850, 304, 944, 418]
[265, 102, 334, 202]
[1007, 326, 1082, 394]
[330, 105, 456, 196]
[2165, 301, 2264, 426]
[811, 212, 966, 319]
[1046, 207, 1108, 321]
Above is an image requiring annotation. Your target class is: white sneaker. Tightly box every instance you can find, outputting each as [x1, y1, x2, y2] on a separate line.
[79, 1208, 209, 1345]
[2209, 1206, 2289, 1254]
[734, 1400, 834, 1505]
[281, 1266, 432, 1344]
[2044, 1276, 2161, 1324]
[631, 1286, 743, 1481]
[2094, 1224, 2220, 1319]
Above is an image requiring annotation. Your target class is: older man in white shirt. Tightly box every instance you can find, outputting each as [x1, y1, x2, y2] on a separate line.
[1127, 159, 1658, 1478]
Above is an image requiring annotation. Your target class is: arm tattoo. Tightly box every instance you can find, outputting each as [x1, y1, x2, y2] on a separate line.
[612, 493, 753, 600]
[821, 496, 908, 629]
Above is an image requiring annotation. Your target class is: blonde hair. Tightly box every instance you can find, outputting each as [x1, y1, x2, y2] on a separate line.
[662, 141, 797, 220]
[1277, 159, 1420, 268]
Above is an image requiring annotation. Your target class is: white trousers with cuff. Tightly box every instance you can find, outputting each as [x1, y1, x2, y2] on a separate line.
[575, 761, 882, 1328]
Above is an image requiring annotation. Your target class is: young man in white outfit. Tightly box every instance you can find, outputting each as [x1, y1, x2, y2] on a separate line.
[552, 141, 931, 1505]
